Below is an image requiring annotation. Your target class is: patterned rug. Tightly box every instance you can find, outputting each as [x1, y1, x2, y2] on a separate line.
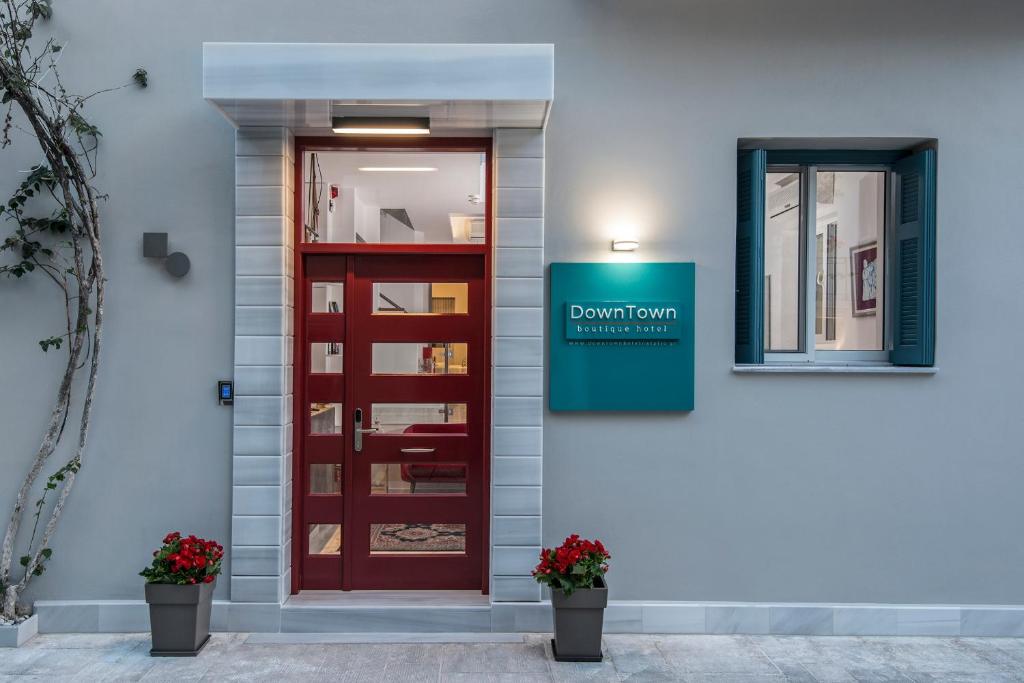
[369, 523, 465, 553]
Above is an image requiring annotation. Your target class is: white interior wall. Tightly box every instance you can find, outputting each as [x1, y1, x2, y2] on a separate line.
[765, 173, 801, 351]
[816, 172, 885, 351]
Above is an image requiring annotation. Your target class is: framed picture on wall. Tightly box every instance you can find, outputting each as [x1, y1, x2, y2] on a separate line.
[850, 241, 878, 317]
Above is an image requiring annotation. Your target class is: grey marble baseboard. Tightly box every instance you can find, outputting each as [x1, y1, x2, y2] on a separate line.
[246, 632, 524, 644]
[31, 599, 1024, 637]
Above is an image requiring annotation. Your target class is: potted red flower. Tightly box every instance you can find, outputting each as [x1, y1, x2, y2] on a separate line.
[140, 532, 223, 656]
[533, 534, 610, 662]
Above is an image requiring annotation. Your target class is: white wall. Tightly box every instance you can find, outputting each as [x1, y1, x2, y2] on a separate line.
[0, 0, 1022, 605]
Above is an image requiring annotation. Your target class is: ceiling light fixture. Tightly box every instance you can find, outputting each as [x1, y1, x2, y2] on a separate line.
[332, 116, 430, 135]
[611, 239, 640, 252]
[357, 167, 438, 173]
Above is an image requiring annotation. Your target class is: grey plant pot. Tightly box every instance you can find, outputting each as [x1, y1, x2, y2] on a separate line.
[0, 613, 38, 648]
[144, 578, 215, 656]
[550, 575, 608, 662]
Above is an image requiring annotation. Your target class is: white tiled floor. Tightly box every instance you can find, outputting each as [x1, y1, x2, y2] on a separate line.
[4, 632, 1024, 681]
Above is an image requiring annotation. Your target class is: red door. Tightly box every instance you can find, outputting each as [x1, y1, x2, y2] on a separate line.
[299, 252, 488, 590]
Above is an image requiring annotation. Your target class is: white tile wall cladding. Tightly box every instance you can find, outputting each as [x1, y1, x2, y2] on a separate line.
[233, 127, 294, 604]
[224, 128, 549, 614]
[492, 128, 546, 602]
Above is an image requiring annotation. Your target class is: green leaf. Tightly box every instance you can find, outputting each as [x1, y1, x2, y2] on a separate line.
[68, 112, 101, 138]
[38, 335, 63, 351]
[132, 68, 148, 88]
[19, 555, 29, 567]
[30, 1, 53, 20]
[41, 548, 53, 559]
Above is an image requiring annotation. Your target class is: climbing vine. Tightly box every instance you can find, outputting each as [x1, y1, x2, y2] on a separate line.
[0, 0, 146, 622]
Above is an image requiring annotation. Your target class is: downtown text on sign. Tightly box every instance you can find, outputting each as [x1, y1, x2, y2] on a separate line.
[565, 301, 683, 341]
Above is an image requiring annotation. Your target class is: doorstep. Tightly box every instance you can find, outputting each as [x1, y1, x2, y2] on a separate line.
[280, 590, 493, 633]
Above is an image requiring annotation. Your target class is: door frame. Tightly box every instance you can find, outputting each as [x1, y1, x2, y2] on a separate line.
[290, 136, 494, 593]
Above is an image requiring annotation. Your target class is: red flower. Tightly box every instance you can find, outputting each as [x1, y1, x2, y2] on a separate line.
[143, 532, 224, 586]
[532, 534, 610, 594]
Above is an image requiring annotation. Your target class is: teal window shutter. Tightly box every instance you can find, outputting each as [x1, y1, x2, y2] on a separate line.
[890, 149, 936, 366]
[735, 149, 766, 364]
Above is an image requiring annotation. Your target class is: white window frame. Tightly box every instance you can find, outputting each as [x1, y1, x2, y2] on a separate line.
[764, 164, 892, 366]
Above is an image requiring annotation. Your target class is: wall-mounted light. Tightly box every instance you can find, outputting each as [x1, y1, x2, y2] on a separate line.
[332, 116, 430, 135]
[611, 239, 640, 252]
[143, 232, 191, 278]
[357, 167, 438, 172]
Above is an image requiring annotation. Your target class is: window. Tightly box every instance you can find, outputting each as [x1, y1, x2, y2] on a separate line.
[736, 147, 935, 367]
[302, 150, 487, 245]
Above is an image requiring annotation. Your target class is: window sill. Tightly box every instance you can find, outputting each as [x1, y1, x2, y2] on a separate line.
[732, 364, 937, 375]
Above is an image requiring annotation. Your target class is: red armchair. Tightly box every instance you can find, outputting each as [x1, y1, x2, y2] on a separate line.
[400, 423, 467, 493]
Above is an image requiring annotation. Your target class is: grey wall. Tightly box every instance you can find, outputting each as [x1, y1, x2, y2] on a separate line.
[1, 0, 1022, 605]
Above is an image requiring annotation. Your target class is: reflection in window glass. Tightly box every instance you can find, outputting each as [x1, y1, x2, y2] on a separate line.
[371, 463, 467, 495]
[311, 282, 344, 313]
[815, 171, 885, 351]
[302, 150, 487, 245]
[310, 402, 343, 434]
[372, 343, 468, 375]
[310, 343, 343, 374]
[369, 523, 466, 554]
[309, 523, 341, 555]
[373, 283, 468, 315]
[309, 464, 342, 495]
[371, 403, 467, 434]
[764, 171, 802, 352]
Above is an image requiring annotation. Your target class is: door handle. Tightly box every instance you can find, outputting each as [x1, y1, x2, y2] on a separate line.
[353, 408, 376, 452]
[400, 448, 436, 455]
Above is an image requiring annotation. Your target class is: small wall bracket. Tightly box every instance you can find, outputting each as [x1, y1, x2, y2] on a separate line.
[143, 232, 191, 278]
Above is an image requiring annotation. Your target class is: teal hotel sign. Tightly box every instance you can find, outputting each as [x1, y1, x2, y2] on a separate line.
[549, 262, 695, 411]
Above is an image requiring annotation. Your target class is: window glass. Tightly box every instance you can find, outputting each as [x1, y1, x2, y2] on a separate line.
[370, 403, 467, 434]
[309, 524, 341, 555]
[372, 342, 468, 375]
[369, 523, 466, 554]
[310, 343, 343, 373]
[311, 282, 343, 313]
[815, 171, 885, 351]
[371, 463, 467, 495]
[310, 402, 343, 434]
[309, 464, 342, 495]
[764, 171, 802, 352]
[373, 283, 468, 315]
[302, 151, 486, 244]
